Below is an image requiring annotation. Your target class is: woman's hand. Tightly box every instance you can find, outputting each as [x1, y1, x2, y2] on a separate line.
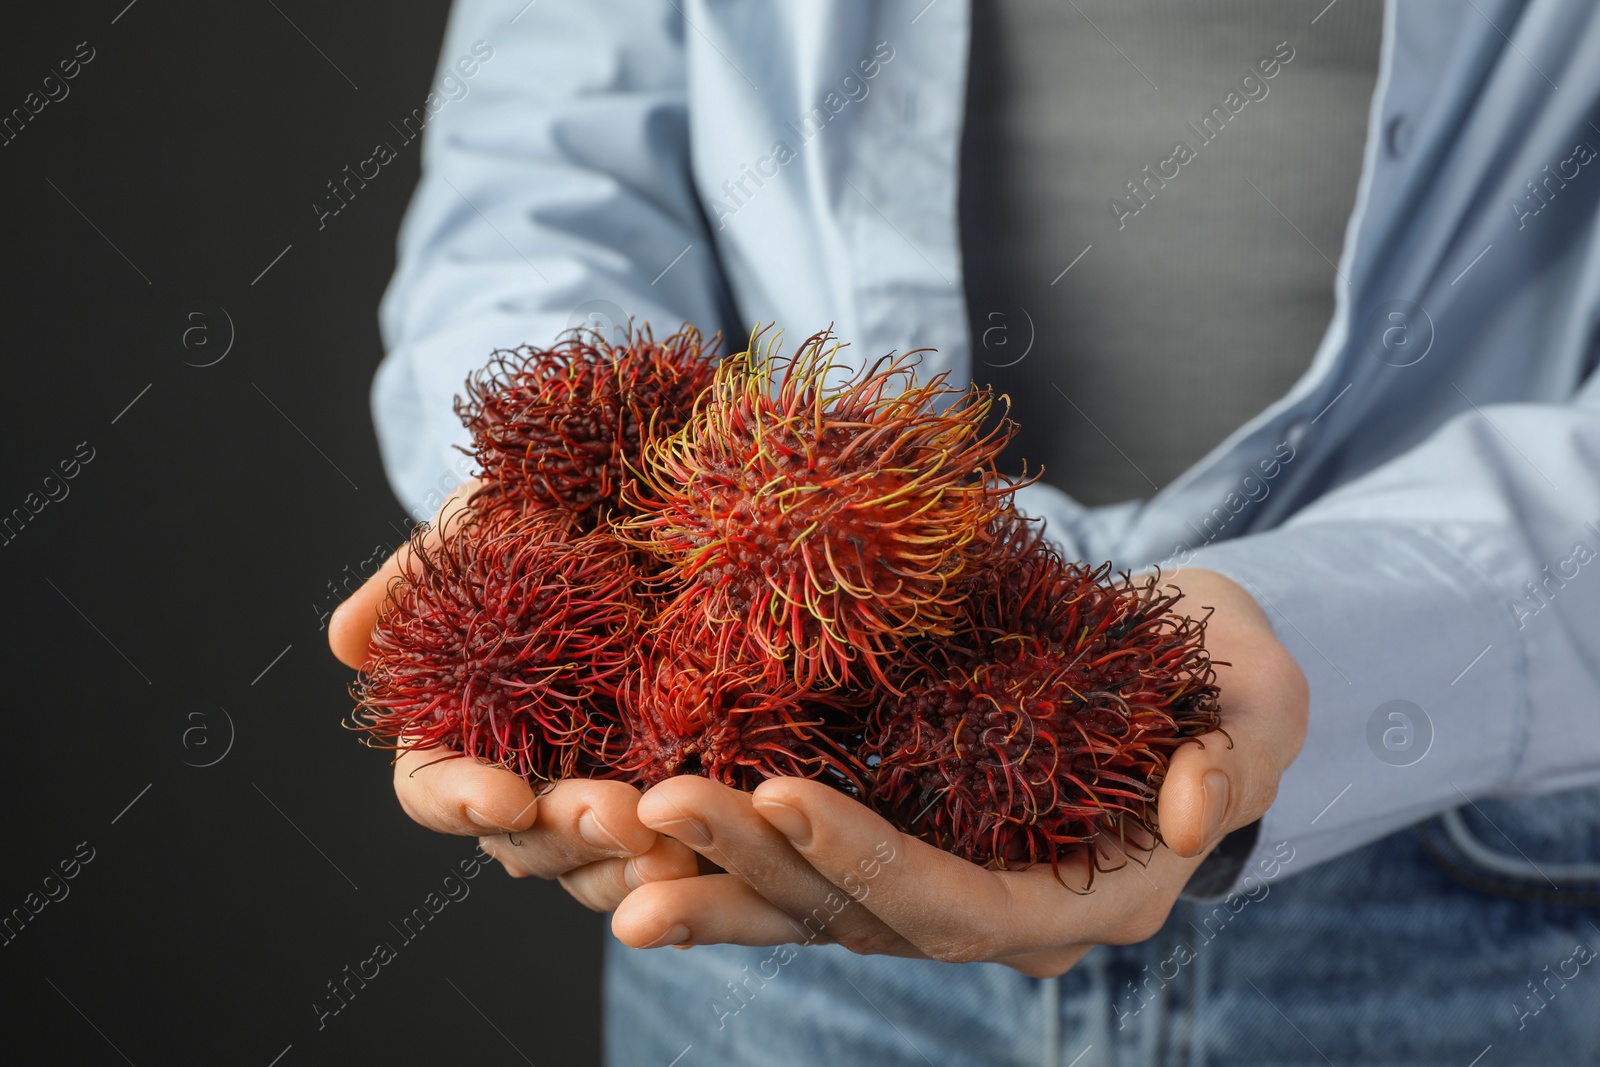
[611, 568, 1308, 975]
[326, 481, 699, 912]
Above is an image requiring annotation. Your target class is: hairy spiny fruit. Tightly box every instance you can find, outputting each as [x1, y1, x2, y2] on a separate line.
[605, 602, 869, 791]
[457, 324, 719, 527]
[623, 328, 1017, 691]
[346, 320, 1227, 891]
[351, 508, 641, 782]
[865, 517, 1223, 882]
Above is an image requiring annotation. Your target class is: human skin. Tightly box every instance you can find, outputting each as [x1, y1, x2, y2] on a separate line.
[330, 487, 1307, 977]
[614, 566, 1308, 976]
[327, 482, 702, 908]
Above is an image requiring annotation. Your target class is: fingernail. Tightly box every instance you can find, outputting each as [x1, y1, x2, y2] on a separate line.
[651, 817, 711, 847]
[466, 806, 506, 833]
[753, 799, 812, 847]
[623, 858, 643, 890]
[643, 923, 689, 949]
[579, 809, 627, 853]
[1201, 770, 1230, 847]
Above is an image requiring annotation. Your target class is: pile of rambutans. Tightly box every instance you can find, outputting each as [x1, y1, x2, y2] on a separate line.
[351, 325, 1223, 879]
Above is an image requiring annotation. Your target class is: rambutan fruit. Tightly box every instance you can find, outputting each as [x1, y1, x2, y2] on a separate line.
[864, 518, 1223, 881]
[456, 324, 719, 527]
[604, 602, 870, 792]
[622, 328, 1017, 692]
[350, 508, 643, 783]
[347, 320, 1226, 883]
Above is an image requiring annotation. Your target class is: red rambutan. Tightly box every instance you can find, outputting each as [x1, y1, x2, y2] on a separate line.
[351, 508, 642, 783]
[603, 602, 870, 792]
[864, 517, 1223, 880]
[345, 320, 1227, 885]
[457, 324, 719, 527]
[622, 328, 1016, 691]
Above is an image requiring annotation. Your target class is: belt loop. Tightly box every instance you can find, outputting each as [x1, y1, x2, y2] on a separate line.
[1040, 973, 1061, 1067]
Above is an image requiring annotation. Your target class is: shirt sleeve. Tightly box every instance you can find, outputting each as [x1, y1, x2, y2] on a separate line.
[374, 0, 737, 518]
[1178, 370, 1600, 900]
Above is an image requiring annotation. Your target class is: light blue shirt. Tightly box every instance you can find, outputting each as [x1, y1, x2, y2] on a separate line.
[375, 0, 1600, 898]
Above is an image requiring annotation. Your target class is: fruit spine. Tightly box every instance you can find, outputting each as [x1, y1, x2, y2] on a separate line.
[623, 327, 1017, 692]
[865, 517, 1223, 879]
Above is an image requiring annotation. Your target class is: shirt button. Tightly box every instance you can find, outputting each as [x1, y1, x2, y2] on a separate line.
[1384, 114, 1410, 157]
[1283, 419, 1311, 450]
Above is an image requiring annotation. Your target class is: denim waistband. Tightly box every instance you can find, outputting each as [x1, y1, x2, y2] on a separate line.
[604, 789, 1600, 1066]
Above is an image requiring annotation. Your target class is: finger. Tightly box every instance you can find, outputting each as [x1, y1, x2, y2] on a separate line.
[993, 943, 1093, 979]
[476, 779, 657, 880]
[327, 545, 409, 669]
[750, 777, 1030, 961]
[556, 834, 702, 913]
[558, 859, 631, 912]
[753, 778, 1187, 960]
[636, 776, 916, 956]
[393, 744, 540, 836]
[328, 479, 481, 668]
[1158, 632, 1309, 858]
[612, 873, 815, 949]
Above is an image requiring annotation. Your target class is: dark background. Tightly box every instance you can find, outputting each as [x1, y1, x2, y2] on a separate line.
[0, 2, 605, 1063]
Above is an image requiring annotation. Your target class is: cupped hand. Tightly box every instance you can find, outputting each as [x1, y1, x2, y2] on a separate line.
[327, 480, 699, 912]
[611, 567, 1308, 976]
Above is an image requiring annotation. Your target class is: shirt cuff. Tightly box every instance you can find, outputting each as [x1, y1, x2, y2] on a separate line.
[1177, 518, 1523, 899]
[1181, 820, 1261, 900]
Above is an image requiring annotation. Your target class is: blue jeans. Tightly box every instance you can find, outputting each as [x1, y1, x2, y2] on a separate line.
[605, 791, 1600, 1065]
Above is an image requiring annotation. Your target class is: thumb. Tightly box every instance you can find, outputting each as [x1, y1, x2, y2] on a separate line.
[1157, 729, 1252, 860]
[1156, 653, 1308, 859]
[1155, 568, 1309, 860]
[328, 479, 483, 668]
